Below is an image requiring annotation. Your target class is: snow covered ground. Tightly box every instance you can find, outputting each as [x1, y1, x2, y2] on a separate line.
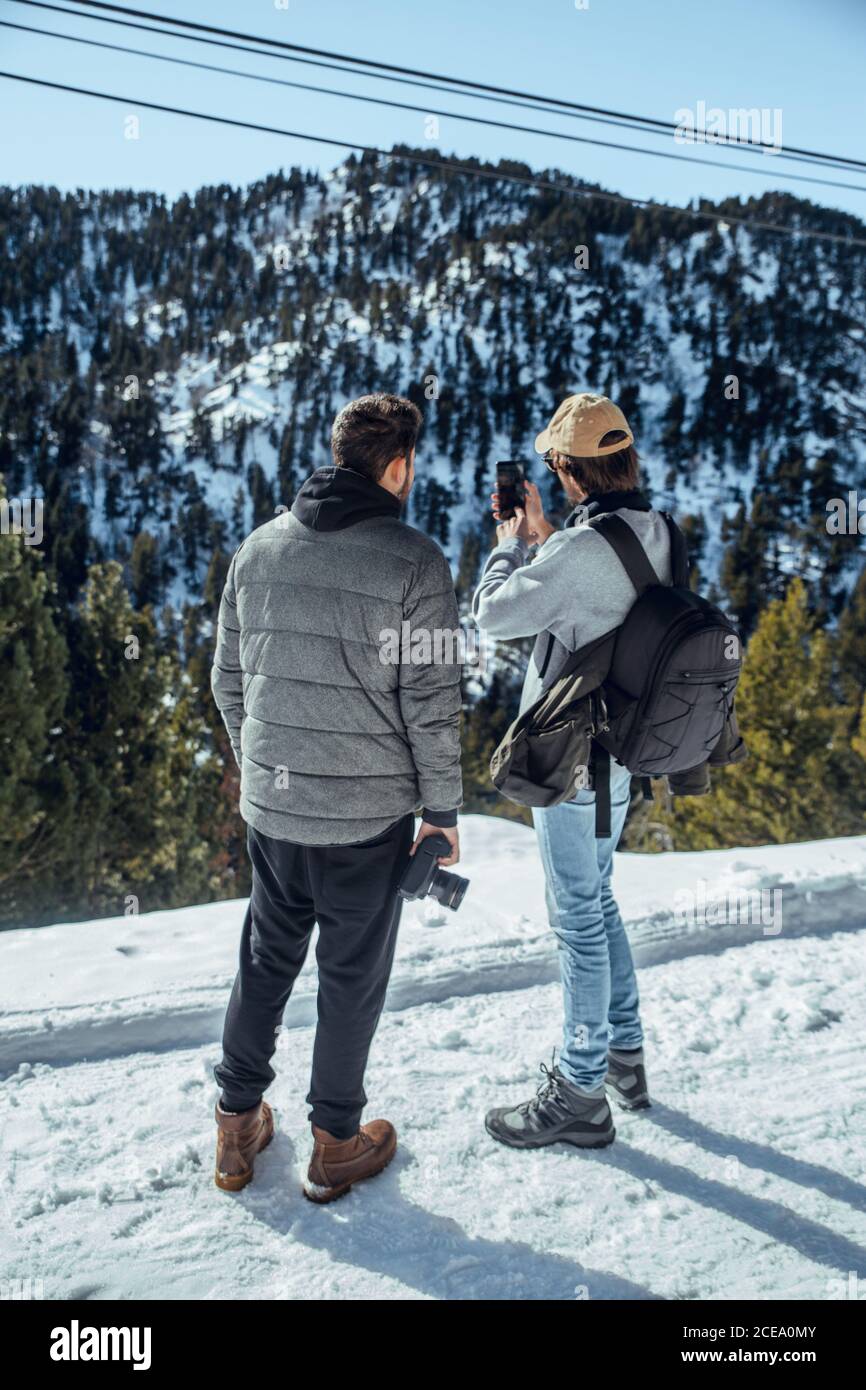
[1, 817, 865, 1301]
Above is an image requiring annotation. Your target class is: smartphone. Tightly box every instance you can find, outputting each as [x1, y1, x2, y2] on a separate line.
[495, 461, 527, 521]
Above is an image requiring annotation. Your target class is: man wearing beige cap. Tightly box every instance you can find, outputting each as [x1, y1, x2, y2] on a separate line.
[473, 393, 670, 1150]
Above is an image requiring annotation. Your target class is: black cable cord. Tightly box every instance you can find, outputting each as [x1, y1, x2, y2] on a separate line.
[6, 17, 865, 195]
[11, 0, 866, 174]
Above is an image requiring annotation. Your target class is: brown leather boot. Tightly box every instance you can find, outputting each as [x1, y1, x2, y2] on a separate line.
[304, 1119, 397, 1203]
[214, 1100, 274, 1192]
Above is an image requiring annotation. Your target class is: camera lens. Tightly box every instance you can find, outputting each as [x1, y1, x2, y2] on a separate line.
[429, 868, 469, 912]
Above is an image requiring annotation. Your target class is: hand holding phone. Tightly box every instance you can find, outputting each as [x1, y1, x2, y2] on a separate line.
[494, 461, 526, 520]
[491, 471, 556, 548]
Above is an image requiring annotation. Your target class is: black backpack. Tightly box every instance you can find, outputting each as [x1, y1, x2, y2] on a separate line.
[589, 511, 742, 832]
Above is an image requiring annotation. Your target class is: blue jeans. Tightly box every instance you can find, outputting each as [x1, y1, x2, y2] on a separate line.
[532, 760, 643, 1092]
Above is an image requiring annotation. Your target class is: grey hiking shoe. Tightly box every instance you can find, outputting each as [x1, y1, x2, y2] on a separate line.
[485, 1061, 616, 1150]
[605, 1047, 651, 1110]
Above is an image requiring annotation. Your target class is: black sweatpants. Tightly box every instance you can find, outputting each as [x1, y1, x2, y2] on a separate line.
[214, 813, 414, 1140]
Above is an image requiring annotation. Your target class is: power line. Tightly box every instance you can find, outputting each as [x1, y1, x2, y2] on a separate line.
[7, 0, 748, 157]
[14, 0, 677, 142]
[17, 0, 860, 181]
[8, 16, 866, 196]
[3, 69, 866, 250]
[63, 0, 866, 167]
[18, 0, 866, 174]
[14, 0, 864, 180]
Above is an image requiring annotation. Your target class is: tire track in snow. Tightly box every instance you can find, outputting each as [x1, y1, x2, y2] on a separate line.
[1, 877, 864, 1074]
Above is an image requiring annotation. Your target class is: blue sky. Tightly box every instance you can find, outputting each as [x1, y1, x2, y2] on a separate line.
[1, 0, 864, 220]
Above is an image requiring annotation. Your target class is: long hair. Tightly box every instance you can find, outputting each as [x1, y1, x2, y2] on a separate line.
[555, 429, 640, 493]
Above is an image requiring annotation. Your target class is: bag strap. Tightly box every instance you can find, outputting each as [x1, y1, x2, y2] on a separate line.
[591, 510, 691, 592]
[661, 512, 690, 587]
[593, 743, 611, 838]
[539, 624, 618, 693]
[590, 513, 660, 595]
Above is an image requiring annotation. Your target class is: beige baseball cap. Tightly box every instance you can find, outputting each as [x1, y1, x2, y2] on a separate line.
[534, 393, 634, 457]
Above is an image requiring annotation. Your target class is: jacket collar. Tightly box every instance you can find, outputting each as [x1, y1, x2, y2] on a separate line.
[291, 466, 401, 532]
[565, 488, 652, 527]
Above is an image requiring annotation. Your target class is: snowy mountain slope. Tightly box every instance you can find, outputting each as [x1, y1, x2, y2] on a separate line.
[1, 817, 865, 1301]
[106, 198, 866, 600]
[4, 160, 866, 620]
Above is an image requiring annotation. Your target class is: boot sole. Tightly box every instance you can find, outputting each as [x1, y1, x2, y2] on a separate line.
[214, 1115, 274, 1193]
[303, 1141, 397, 1204]
[484, 1118, 616, 1151]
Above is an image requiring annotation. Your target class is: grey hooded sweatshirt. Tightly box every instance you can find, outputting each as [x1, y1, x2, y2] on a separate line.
[211, 466, 463, 845]
[473, 491, 672, 715]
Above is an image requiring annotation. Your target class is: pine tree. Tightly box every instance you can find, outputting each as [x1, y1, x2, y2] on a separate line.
[0, 489, 73, 924]
[852, 691, 866, 769]
[129, 530, 162, 608]
[837, 564, 866, 700]
[455, 528, 483, 604]
[719, 491, 784, 637]
[58, 563, 217, 918]
[180, 589, 249, 900]
[277, 421, 297, 507]
[248, 461, 275, 529]
[664, 579, 865, 848]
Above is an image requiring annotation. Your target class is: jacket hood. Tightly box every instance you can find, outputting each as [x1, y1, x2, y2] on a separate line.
[291, 466, 401, 532]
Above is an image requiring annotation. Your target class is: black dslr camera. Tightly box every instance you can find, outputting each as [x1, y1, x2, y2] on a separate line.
[397, 833, 469, 912]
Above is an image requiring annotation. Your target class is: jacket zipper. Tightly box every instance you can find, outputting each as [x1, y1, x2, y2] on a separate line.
[678, 667, 741, 682]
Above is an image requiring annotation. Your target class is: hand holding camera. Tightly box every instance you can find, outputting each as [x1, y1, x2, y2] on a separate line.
[410, 820, 459, 865]
[399, 830, 469, 913]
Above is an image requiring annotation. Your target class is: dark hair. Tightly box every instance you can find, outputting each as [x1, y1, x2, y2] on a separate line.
[555, 429, 640, 494]
[331, 393, 423, 482]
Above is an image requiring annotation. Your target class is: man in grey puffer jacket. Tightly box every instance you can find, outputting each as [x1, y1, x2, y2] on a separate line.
[211, 393, 462, 1201]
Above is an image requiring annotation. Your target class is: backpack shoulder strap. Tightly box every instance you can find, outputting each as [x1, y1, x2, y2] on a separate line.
[661, 512, 690, 587]
[590, 512, 660, 595]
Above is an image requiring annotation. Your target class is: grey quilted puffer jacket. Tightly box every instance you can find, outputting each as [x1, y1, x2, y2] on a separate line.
[211, 466, 463, 845]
